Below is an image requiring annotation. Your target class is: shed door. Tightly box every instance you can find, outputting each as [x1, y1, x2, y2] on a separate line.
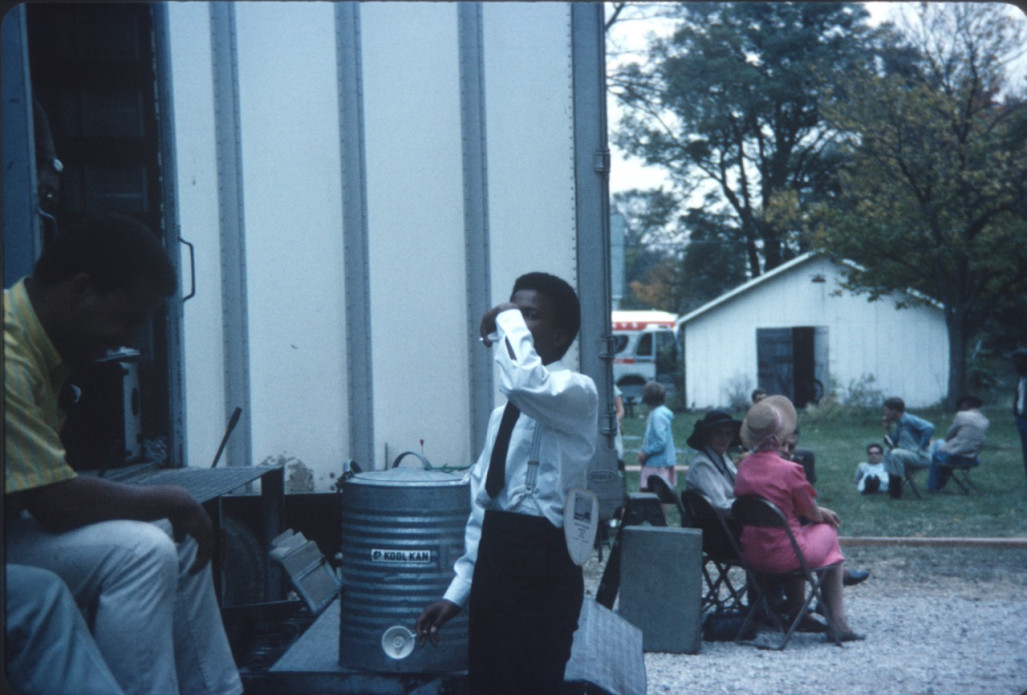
[757, 327, 820, 408]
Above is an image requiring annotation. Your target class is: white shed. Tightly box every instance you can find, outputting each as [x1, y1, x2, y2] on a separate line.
[678, 253, 949, 410]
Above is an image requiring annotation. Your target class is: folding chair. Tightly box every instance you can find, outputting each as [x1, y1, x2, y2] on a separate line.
[942, 460, 980, 494]
[903, 467, 924, 499]
[681, 489, 747, 615]
[731, 495, 843, 649]
[595, 490, 665, 609]
[646, 474, 690, 527]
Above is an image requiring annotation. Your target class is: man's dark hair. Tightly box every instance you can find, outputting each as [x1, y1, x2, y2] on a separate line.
[867, 442, 883, 454]
[883, 396, 905, 413]
[33, 213, 177, 296]
[511, 271, 581, 359]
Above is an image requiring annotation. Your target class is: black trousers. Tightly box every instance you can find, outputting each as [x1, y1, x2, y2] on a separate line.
[468, 510, 584, 695]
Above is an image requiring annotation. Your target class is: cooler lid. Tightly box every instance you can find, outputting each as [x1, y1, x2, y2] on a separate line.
[347, 467, 467, 488]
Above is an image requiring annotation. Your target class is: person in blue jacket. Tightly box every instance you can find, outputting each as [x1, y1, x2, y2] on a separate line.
[637, 381, 676, 492]
[881, 396, 935, 498]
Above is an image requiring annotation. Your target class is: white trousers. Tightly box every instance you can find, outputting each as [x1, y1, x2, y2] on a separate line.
[6, 564, 125, 695]
[5, 515, 242, 695]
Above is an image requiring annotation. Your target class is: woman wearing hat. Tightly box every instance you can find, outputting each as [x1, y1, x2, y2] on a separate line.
[683, 410, 742, 511]
[734, 396, 862, 642]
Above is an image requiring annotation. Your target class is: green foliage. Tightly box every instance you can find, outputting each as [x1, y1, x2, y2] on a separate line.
[810, 3, 1027, 404]
[613, 188, 684, 310]
[612, 2, 880, 277]
[801, 401, 1027, 539]
[623, 394, 1027, 538]
[837, 373, 886, 413]
[801, 371, 885, 424]
[676, 203, 749, 313]
[724, 372, 755, 412]
[613, 188, 749, 313]
[967, 341, 1000, 392]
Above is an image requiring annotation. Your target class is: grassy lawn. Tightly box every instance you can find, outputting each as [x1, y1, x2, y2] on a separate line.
[621, 399, 1027, 539]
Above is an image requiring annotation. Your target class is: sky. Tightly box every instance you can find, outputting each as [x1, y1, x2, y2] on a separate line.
[604, 1, 1027, 195]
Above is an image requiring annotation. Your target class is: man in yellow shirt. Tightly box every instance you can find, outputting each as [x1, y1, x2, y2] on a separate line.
[5, 214, 241, 695]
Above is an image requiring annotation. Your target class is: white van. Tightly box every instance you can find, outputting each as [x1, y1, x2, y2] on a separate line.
[611, 310, 679, 403]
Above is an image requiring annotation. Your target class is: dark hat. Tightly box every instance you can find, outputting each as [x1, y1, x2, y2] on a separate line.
[687, 409, 742, 450]
[956, 394, 983, 409]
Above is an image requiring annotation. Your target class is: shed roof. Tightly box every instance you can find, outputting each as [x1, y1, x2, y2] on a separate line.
[676, 252, 942, 329]
[677, 253, 819, 327]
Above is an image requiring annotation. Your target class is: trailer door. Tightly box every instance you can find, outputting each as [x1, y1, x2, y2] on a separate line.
[20, 3, 185, 467]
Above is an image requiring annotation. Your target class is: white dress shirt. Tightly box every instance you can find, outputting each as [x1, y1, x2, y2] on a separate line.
[442, 309, 598, 607]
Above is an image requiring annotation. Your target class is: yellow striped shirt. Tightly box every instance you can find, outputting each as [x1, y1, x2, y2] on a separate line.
[4, 279, 77, 494]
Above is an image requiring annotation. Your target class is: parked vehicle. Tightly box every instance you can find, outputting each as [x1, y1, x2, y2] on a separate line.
[3, 1, 616, 488]
[611, 310, 679, 403]
[2, 4, 627, 689]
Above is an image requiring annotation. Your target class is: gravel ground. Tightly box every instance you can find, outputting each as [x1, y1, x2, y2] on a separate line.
[583, 543, 1027, 695]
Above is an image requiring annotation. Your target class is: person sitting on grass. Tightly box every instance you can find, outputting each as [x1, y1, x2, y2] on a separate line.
[928, 395, 989, 492]
[854, 443, 889, 494]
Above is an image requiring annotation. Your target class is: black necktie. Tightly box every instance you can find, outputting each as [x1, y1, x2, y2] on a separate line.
[486, 402, 520, 498]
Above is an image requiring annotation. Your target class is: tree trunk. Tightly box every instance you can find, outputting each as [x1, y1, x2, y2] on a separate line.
[944, 307, 967, 410]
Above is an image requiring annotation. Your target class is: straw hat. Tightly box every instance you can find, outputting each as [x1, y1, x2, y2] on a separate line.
[740, 395, 797, 451]
[686, 410, 742, 450]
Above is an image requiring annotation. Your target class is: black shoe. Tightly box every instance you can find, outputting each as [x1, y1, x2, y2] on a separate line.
[843, 569, 870, 586]
[788, 610, 828, 633]
[826, 628, 865, 643]
[888, 475, 903, 499]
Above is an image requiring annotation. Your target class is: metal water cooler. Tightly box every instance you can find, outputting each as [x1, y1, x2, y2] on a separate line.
[338, 467, 470, 673]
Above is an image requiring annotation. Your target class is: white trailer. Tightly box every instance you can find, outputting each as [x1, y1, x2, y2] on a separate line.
[3, 2, 618, 492]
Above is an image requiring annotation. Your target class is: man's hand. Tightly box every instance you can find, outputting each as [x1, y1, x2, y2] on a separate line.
[416, 599, 460, 646]
[20, 477, 215, 574]
[479, 302, 518, 346]
[164, 486, 216, 574]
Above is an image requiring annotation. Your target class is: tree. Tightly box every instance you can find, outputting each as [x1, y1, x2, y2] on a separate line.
[812, 3, 1027, 406]
[612, 2, 881, 277]
[612, 188, 747, 313]
[612, 188, 683, 310]
[676, 201, 748, 313]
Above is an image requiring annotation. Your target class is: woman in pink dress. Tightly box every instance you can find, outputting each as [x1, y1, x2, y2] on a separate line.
[734, 395, 862, 642]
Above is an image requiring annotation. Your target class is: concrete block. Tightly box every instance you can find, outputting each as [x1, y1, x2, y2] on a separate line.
[617, 526, 702, 653]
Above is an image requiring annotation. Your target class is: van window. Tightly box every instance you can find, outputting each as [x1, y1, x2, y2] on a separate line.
[613, 335, 629, 354]
[636, 332, 653, 358]
[656, 331, 677, 374]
